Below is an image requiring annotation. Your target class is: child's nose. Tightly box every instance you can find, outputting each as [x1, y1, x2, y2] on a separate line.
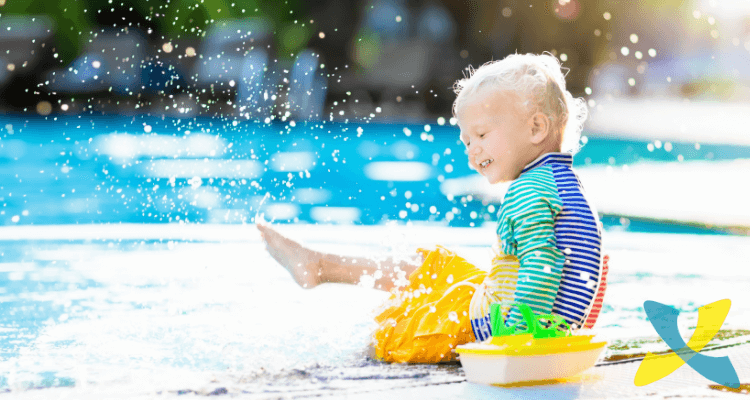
[470, 145, 482, 155]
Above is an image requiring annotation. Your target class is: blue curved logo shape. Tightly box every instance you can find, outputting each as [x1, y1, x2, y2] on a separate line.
[635, 300, 740, 388]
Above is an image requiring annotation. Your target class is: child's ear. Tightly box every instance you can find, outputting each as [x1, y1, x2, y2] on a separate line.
[529, 112, 550, 145]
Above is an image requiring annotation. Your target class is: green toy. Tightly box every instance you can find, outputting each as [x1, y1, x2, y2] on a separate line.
[490, 302, 572, 339]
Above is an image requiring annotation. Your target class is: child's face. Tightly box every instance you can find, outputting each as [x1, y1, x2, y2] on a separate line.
[457, 89, 535, 184]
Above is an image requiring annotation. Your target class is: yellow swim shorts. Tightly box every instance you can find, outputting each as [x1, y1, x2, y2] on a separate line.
[372, 246, 486, 363]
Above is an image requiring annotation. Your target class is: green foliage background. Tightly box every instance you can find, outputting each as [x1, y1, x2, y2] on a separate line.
[0, 0, 311, 64]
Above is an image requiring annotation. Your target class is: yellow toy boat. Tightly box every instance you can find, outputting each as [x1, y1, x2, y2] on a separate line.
[456, 303, 607, 386]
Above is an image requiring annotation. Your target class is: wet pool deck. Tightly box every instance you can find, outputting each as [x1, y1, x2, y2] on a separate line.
[320, 344, 750, 400]
[1, 223, 750, 399]
[4, 344, 749, 399]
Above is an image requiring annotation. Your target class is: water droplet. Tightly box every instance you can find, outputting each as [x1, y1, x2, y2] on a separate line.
[448, 311, 459, 322]
[446, 274, 454, 284]
[36, 101, 52, 116]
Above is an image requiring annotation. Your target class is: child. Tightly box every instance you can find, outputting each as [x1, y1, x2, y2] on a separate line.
[258, 53, 608, 364]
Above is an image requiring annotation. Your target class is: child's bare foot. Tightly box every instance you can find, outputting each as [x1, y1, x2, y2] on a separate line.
[257, 224, 322, 289]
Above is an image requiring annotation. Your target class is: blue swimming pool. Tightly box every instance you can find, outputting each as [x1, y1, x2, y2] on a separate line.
[2, 115, 748, 231]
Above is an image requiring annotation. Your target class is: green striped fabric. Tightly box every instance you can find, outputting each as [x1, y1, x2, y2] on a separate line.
[496, 166, 565, 326]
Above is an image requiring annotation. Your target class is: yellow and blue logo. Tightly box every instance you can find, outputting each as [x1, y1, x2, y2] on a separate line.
[635, 299, 740, 388]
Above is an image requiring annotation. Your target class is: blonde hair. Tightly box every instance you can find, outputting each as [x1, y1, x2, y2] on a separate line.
[452, 53, 587, 153]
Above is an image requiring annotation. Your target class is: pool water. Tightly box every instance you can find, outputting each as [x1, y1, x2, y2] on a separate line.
[2, 115, 749, 229]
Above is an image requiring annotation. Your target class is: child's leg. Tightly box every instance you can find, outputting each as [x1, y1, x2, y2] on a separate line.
[258, 224, 420, 291]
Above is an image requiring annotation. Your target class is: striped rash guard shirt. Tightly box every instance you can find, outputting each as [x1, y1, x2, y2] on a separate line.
[469, 152, 603, 341]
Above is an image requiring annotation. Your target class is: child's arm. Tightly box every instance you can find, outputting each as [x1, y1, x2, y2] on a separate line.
[257, 224, 419, 291]
[488, 172, 567, 328]
[468, 220, 563, 340]
[504, 199, 565, 326]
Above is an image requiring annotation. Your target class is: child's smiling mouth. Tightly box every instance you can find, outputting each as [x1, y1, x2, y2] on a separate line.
[479, 158, 494, 169]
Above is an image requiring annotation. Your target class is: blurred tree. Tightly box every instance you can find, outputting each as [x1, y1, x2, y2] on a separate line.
[1, 0, 88, 64]
[1, 0, 313, 64]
